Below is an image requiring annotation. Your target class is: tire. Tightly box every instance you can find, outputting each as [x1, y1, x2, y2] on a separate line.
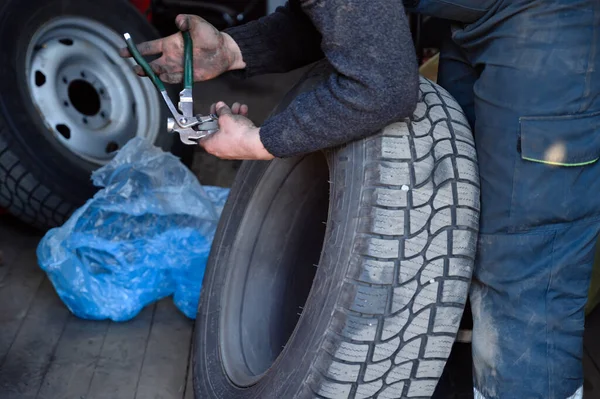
[0, 0, 187, 230]
[193, 62, 481, 399]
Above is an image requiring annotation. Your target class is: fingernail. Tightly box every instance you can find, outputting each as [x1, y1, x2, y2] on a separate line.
[176, 14, 188, 30]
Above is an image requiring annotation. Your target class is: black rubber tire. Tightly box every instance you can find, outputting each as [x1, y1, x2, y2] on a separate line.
[0, 0, 186, 230]
[193, 62, 481, 399]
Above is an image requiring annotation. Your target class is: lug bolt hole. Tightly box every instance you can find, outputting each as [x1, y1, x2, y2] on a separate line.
[62, 77, 68, 84]
[55, 124, 70, 139]
[35, 71, 46, 87]
[106, 142, 119, 153]
[63, 101, 69, 107]
[83, 117, 88, 124]
[100, 111, 106, 118]
[80, 71, 86, 78]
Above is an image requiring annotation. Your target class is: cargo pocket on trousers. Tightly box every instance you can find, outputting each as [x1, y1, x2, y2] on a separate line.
[511, 110, 600, 228]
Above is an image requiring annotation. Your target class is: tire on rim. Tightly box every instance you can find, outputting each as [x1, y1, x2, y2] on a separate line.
[0, 0, 183, 230]
[193, 62, 481, 398]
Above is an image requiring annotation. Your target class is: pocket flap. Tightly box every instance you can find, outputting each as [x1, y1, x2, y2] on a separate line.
[520, 111, 600, 166]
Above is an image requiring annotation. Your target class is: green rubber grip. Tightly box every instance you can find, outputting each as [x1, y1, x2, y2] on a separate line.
[183, 31, 193, 90]
[124, 33, 165, 92]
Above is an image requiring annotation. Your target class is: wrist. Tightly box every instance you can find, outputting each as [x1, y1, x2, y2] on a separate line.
[221, 32, 246, 71]
[253, 128, 275, 160]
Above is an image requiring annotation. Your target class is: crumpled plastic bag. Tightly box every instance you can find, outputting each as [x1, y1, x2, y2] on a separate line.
[36, 137, 229, 321]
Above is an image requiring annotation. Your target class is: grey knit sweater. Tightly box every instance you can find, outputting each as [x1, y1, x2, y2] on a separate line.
[225, 0, 419, 158]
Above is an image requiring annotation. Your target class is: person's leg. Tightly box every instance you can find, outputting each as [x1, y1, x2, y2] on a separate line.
[471, 223, 600, 399]
[436, 22, 479, 128]
[449, 0, 600, 397]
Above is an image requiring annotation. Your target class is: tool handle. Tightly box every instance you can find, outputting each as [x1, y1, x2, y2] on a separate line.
[123, 33, 166, 92]
[183, 31, 193, 90]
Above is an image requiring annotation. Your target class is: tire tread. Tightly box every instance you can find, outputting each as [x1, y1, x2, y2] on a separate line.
[308, 78, 480, 398]
[0, 125, 74, 229]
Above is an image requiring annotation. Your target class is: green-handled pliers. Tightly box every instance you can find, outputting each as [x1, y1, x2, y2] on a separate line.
[123, 31, 219, 145]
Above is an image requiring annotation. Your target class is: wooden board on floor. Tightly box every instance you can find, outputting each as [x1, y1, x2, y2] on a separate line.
[36, 315, 110, 399]
[0, 245, 46, 365]
[0, 218, 195, 399]
[0, 278, 71, 399]
[133, 300, 194, 399]
[85, 304, 156, 399]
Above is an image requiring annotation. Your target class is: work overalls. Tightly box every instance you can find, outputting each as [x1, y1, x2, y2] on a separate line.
[404, 0, 600, 398]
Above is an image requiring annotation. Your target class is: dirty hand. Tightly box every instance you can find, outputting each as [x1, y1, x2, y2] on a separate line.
[118, 14, 245, 83]
[199, 102, 274, 160]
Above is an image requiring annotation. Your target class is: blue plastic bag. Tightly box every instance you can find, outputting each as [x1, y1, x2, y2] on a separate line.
[36, 137, 229, 321]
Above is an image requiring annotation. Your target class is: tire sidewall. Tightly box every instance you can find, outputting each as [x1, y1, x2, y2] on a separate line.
[194, 145, 365, 399]
[0, 0, 171, 204]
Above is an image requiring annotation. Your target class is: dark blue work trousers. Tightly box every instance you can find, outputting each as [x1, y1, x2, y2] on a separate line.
[405, 0, 600, 398]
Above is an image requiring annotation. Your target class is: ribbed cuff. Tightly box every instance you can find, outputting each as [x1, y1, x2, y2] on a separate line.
[224, 23, 276, 79]
[259, 118, 298, 159]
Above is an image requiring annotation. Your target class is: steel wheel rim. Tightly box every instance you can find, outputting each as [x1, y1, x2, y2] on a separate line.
[25, 16, 162, 165]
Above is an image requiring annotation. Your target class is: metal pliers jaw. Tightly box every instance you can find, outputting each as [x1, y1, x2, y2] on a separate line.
[123, 31, 219, 145]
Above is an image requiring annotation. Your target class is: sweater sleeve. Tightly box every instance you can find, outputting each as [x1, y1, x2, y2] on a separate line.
[258, 0, 419, 158]
[223, 1, 324, 77]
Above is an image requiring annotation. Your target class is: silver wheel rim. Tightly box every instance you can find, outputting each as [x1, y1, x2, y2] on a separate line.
[25, 17, 162, 165]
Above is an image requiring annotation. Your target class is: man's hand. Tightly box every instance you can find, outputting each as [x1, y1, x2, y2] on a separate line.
[118, 14, 245, 83]
[199, 102, 274, 161]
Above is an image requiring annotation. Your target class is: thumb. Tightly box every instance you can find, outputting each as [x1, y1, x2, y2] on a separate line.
[175, 14, 195, 31]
